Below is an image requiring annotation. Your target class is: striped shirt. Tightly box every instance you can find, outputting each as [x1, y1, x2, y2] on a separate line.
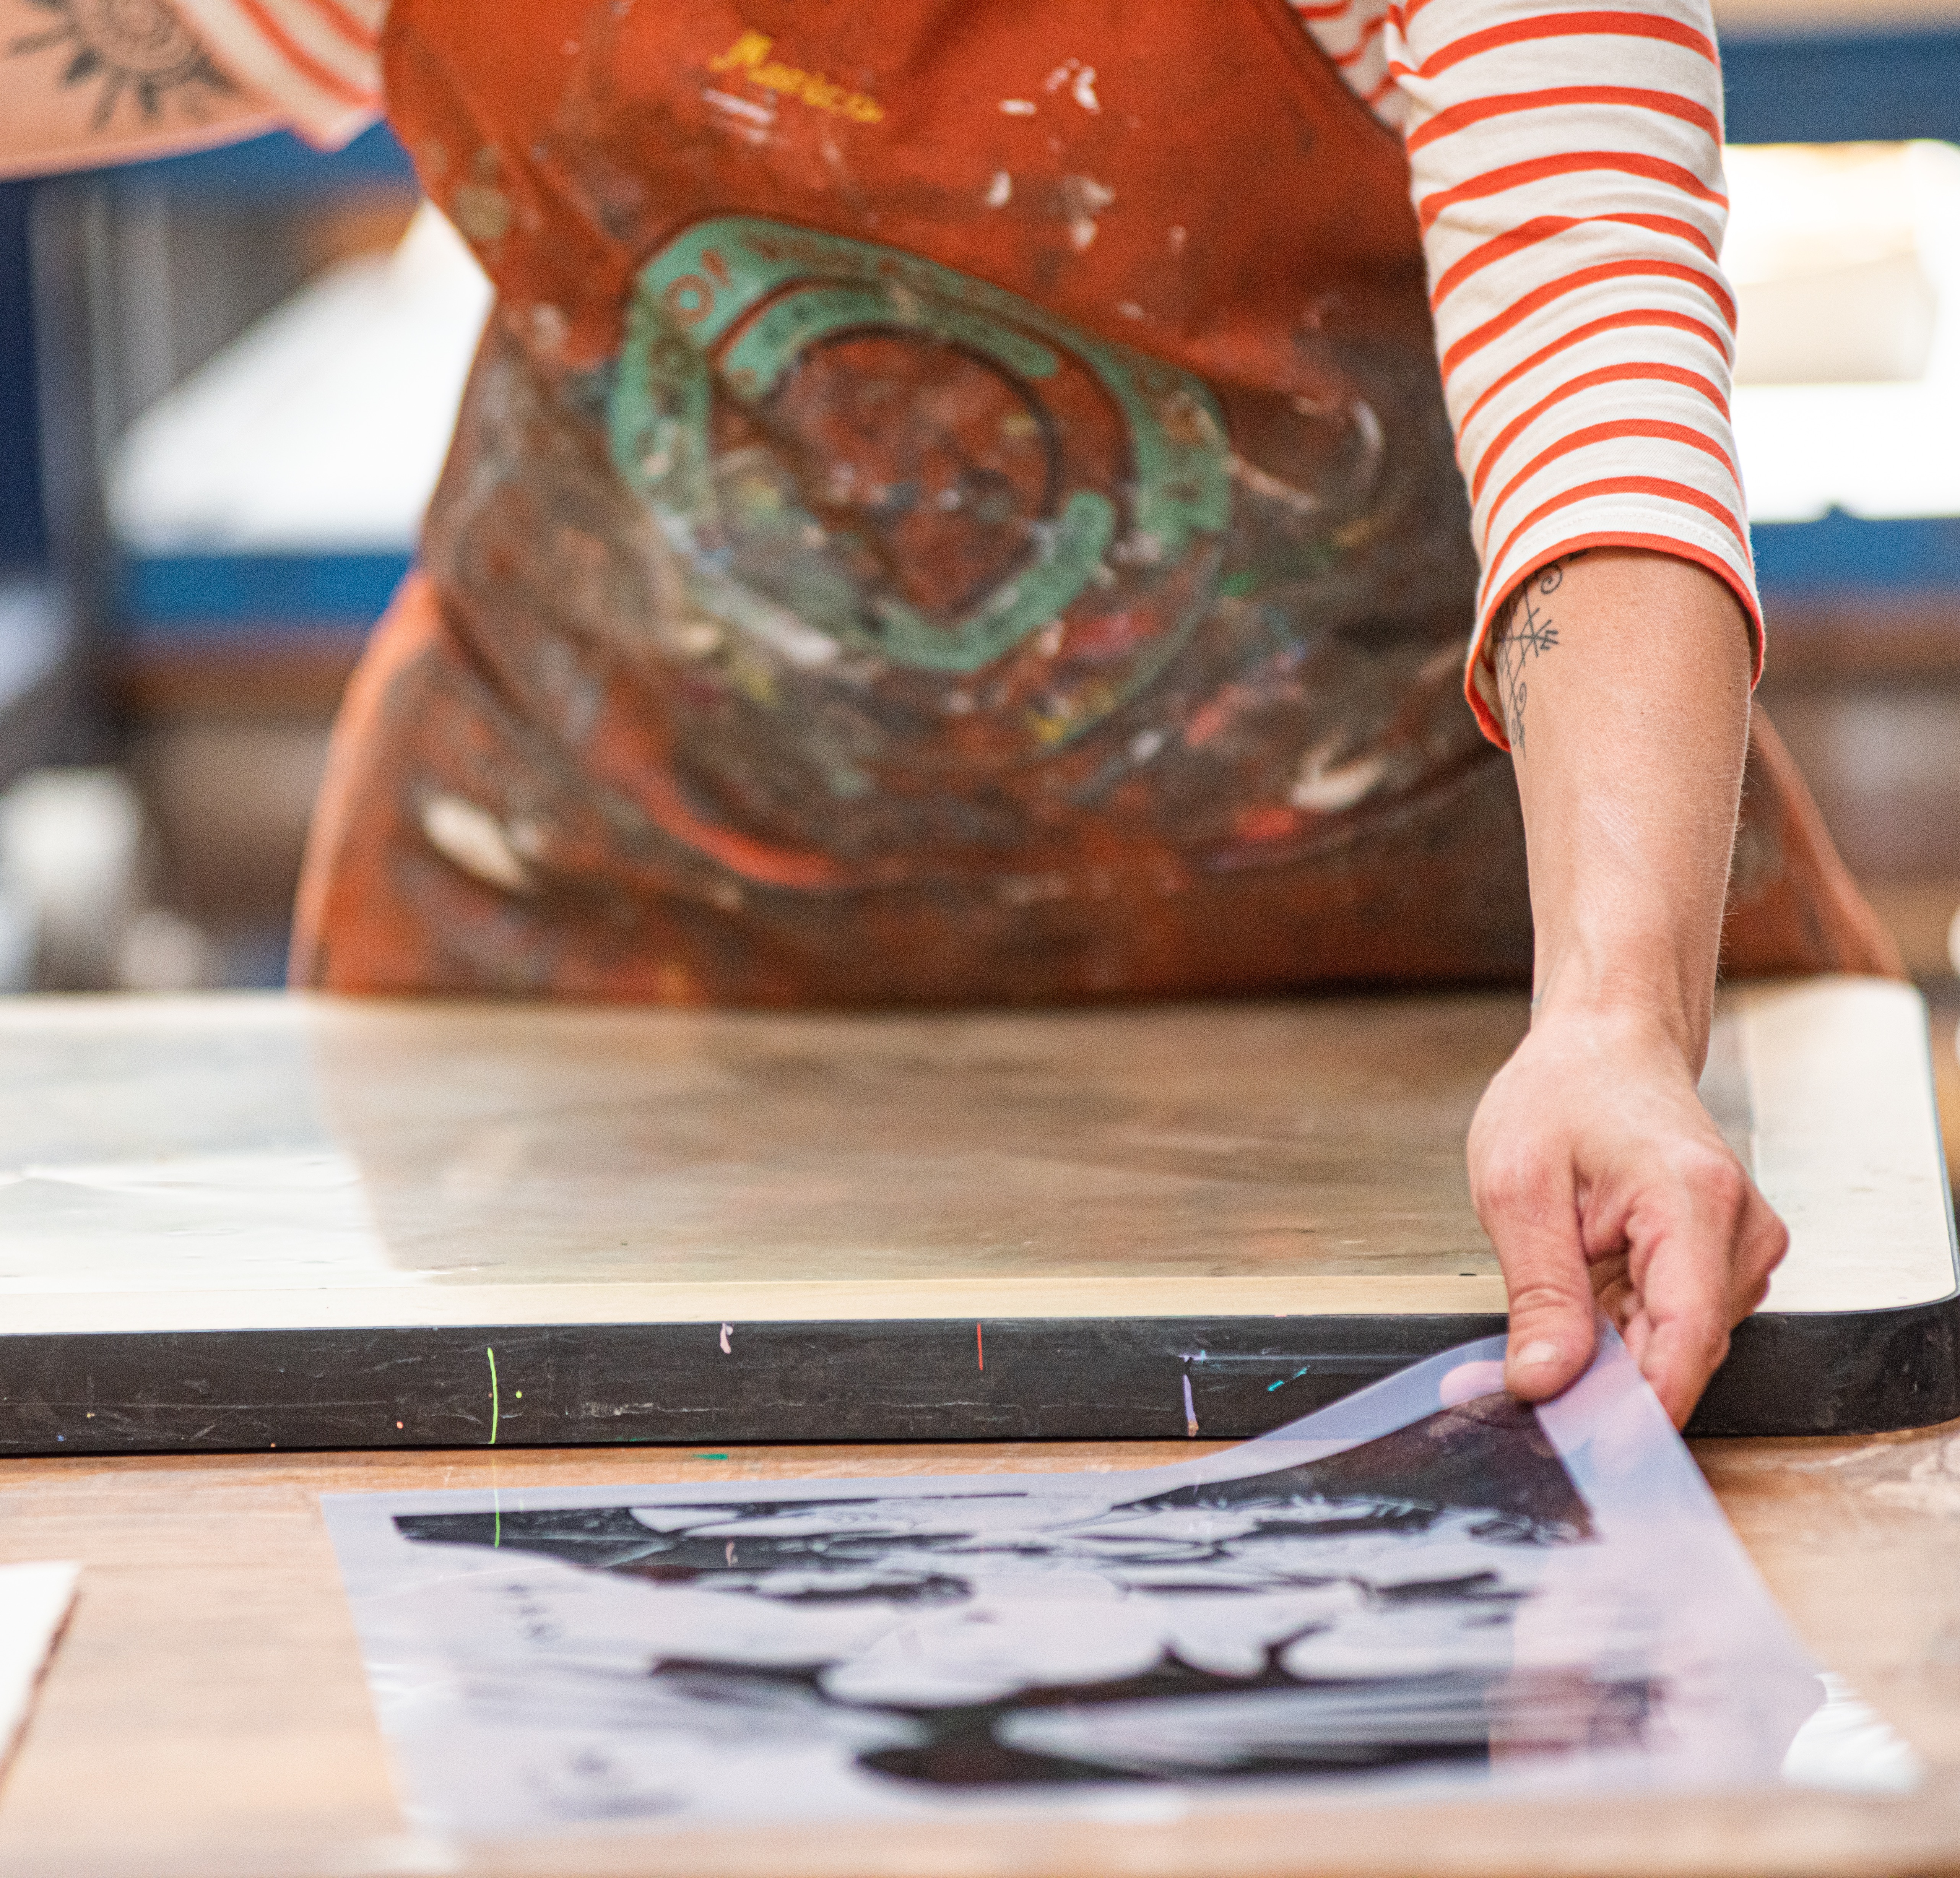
[170, 0, 1755, 744]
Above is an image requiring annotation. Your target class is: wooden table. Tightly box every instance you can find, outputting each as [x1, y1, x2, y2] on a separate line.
[5, 1426, 1960, 1878]
[2, 978, 1956, 1870]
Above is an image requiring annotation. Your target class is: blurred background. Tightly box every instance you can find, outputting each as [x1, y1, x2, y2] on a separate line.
[0, 0, 1957, 1152]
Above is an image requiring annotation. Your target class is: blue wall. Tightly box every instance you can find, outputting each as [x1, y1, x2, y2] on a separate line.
[1723, 29, 1960, 147]
[0, 182, 44, 572]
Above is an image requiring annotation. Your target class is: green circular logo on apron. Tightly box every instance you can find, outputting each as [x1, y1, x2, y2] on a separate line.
[609, 216, 1230, 700]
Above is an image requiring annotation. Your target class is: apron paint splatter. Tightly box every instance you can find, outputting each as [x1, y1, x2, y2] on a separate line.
[291, 0, 1897, 1000]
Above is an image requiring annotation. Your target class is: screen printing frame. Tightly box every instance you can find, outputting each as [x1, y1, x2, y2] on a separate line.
[0, 976, 1952, 1450]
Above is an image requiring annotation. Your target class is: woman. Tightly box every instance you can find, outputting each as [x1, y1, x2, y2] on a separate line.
[2, 0, 1897, 1425]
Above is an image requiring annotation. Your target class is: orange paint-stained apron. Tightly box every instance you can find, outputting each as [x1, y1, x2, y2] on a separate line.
[290, 0, 1898, 1002]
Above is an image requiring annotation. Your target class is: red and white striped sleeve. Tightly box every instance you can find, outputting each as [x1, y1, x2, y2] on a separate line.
[1392, 0, 1756, 742]
[1290, 1, 1411, 131]
[1298, 0, 1756, 747]
[170, 0, 385, 150]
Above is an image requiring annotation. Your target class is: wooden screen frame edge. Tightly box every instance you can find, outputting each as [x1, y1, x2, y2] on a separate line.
[2, 1287, 1955, 1454]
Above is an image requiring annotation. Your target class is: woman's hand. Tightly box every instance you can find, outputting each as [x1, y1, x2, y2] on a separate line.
[1468, 1005, 1787, 1428]
[1481, 546, 1780, 1427]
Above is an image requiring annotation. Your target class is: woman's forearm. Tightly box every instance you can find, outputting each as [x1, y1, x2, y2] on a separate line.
[1467, 546, 1789, 1426]
[0, 0, 277, 179]
[1494, 547, 1750, 1065]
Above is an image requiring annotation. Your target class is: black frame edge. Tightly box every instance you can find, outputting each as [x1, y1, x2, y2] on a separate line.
[3, 1294, 1957, 1455]
[0, 1314, 1511, 1455]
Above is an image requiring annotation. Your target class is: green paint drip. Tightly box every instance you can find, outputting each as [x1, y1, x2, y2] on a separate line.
[486, 1345, 500, 1446]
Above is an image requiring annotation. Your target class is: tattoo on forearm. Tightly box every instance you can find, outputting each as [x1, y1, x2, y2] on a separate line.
[1492, 558, 1573, 756]
[10, 0, 234, 132]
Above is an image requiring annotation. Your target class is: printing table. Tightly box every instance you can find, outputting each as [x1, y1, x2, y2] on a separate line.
[4, 1426, 1960, 1878]
[0, 978, 1957, 1873]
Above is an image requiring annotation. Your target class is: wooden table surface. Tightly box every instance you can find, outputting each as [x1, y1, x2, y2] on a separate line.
[5, 1426, 1960, 1878]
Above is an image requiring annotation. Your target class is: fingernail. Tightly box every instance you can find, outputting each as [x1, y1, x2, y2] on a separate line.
[1513, 1340, 1561, 1369]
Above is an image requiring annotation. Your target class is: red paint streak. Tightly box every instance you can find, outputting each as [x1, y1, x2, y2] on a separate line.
[1065, 609, 1149, 661]
[637, 769, 847, 890]
[977, 1323, 985, 1371]
[1232, 804, 1300, 845]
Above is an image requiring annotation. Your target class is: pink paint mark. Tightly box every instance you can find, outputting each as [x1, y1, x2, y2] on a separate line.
[977, 1323, 985, 1371]
[1183, 696, 1234, 748]
[719, 1322, 733, 1355]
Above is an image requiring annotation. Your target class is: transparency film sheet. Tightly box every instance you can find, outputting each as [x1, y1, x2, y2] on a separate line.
[323, 1329, 1895, 1839]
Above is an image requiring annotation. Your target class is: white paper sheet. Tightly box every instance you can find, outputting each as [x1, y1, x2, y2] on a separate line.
[0, 1563, 78, 1775]
[323, 1330, 1907, 1841]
